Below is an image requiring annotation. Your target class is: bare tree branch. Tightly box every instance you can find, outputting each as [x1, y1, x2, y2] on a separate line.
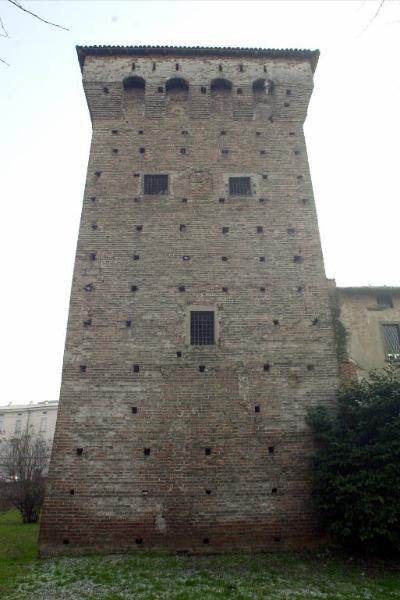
[0, 0, 69, 66]
[7, 0, 69, 31]
[0, 432, 51, 522]
[0, 15, 9, 37]
[358, 0, 386, 36]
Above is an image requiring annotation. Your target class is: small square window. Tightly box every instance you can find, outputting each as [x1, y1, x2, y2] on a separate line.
[191, 311, 215, 345]
[377, 293, 393, 308]
[229, 177, 251, 196]
[144, 174, 169, 195]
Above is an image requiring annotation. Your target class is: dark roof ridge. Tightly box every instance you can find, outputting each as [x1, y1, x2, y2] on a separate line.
[338, 286, 400, 292]
[76, 45, 319, 73]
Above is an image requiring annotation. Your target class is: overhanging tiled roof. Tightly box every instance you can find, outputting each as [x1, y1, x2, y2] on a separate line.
[338, 287, 400, 293]
[76, 45, 319, 73]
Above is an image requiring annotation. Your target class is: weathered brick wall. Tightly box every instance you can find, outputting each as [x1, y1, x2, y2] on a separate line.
[39, 50, 338, 556]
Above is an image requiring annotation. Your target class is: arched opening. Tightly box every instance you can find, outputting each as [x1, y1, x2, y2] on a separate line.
[123, 76, 145, 102]
[253, 78, 274, 98]
[166, 78, 189, 101]
[123, 76, 145, 91]
[210, 78, 232, 98]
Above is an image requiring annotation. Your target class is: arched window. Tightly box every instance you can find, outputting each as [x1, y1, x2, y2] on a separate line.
[166, 78, 189, 100]
[123, 76, 145, 102]
[253, 78, 274, 98]
[210, 78, 232, 97]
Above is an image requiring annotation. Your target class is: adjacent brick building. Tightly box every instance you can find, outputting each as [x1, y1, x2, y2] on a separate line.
[337, 287, 400, 378]
[39, 46, 338, 556]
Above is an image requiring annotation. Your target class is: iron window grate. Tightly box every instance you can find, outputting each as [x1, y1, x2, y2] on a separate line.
[229, 177, 251, 196]
[383, 324, 400, 359]
[144, 174, 169, 195]
[191, 311, 215, 345]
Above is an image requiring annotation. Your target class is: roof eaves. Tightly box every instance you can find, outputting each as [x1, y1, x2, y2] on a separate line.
[76, 45, 319, 73]
[337, 286, 400, 293]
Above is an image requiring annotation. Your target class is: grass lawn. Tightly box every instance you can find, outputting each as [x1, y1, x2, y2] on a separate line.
[1, 510, 400, 599]
[0, 510, 38, 592]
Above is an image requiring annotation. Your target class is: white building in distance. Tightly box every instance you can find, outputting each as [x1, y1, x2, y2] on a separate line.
[0, 400, 58, 442]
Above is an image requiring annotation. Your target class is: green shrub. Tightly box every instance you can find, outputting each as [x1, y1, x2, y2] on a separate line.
[308, 366, 400, 553]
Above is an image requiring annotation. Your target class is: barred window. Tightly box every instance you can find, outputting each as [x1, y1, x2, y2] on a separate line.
[143, 174, 169, 195]
[229, 176, 251, 196]
[191, 311, 215, 345]
[382, 324, 400, 359]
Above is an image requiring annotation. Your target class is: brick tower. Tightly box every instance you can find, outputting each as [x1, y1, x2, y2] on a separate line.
[39, 46, 338, 556]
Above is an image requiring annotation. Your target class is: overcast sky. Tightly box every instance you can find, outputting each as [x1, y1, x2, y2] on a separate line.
[1, 0, 399, 405]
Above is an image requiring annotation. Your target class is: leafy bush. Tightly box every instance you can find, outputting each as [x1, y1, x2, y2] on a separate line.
[308, 366, 400, 553]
